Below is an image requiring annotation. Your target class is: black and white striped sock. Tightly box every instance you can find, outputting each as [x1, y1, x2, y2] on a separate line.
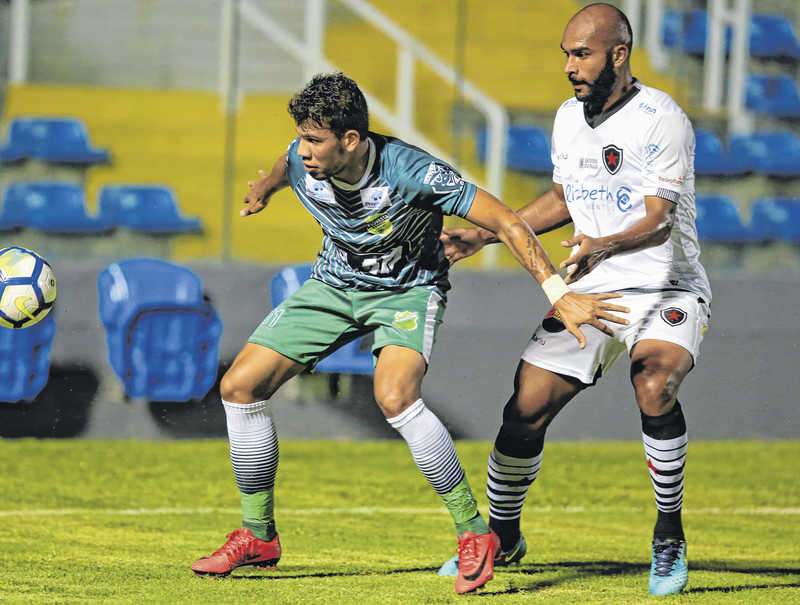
[641, 402, 687, 540]
[387, 398, 464, 495]
[223, 399, 279, 540]
[486, 429, 544, 549]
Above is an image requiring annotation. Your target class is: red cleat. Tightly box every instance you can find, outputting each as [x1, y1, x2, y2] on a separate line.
[191, 528, 281, 578]
[454, 528, 501, 594]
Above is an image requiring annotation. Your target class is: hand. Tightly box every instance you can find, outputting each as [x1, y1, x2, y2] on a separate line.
[560, 234, 610, 284]
[241, 169, 270, 217]
[440, 226, 489, 266]
[553, 291, 629, 349]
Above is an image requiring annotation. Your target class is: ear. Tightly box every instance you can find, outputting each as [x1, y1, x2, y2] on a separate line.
[612, 44, 629, 68]
[340, 129, 362, 152]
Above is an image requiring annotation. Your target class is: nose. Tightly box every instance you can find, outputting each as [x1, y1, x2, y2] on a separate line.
[564, 55, 577, 76]
[297, 139, 311, 159]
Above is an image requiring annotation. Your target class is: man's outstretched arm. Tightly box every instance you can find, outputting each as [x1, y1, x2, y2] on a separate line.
[463, 188, 628, 349]
[240, 155, 290, 217]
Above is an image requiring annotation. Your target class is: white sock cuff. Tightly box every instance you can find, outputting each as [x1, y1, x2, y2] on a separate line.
[223, 399, 273, 429]
[386, 398, 426, 430]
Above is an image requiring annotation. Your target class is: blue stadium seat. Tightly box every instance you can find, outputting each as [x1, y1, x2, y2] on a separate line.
[98, 259, 223, 401]
[749, 199, 800, 244]
[0, 116, 110, 164]
[749, 13, 800, 60]
[729, 131, 800, 177]
[746, 75, 800, 118]
[662, 10, 800, 59]
[97, 185, 203, 234]
[693, 129, 751, 176]
[0, 314, 56, 403]
[695, 195, 753, 245]
[476, 125, 553, 173]
[1, 182, 111, 234]
[270, 265, 375, 374]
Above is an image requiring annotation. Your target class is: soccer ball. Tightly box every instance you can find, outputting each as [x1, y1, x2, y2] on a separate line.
[0, 246, 57, 329]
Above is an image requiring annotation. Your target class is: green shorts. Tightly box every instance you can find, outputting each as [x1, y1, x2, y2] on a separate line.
[248, 279, 446, 369]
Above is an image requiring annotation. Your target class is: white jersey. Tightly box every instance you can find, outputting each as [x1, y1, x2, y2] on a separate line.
[551, 80, 711, 303]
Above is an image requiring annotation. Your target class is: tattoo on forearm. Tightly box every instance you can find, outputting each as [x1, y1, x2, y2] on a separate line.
[508, 221, 555, 278]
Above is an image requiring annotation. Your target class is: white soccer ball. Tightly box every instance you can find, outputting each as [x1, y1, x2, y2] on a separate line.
[0, 246, 57, 329]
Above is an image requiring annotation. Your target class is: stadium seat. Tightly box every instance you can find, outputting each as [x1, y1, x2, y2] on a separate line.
[97, 259, 223, 401]
[729, 131, 800, 177]
[0, 314, 57, 403]
[1, 182, 111, 234]
[0, 116, 110, 164]
[661, 10, 800, 60]
[693, 129, 751, 176]
[745, 75, 800, 118]
[695, 195, 753, 245]
[97, 185, 203, 234]
[270, 265, 375, 374]
[749, 199, 800, 244]
[476, 125, 553, 173]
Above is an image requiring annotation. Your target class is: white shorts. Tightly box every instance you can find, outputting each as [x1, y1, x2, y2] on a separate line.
[521, 290, 710, 385]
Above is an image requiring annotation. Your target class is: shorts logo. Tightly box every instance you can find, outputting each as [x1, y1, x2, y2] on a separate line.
[262, 308, 284, 328]
[393, 311, 418, 331]
[661, 307, 686, 327]
[541, 306, 566, 333]
[365, 213, 393, 236]
[603, 144, 623, 175]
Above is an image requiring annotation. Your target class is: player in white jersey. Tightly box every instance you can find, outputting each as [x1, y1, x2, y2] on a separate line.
[190, 71, 629, 594]
[439, 3, 709, 596]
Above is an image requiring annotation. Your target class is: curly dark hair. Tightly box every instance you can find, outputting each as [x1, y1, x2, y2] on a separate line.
[288, 72, 370, 139]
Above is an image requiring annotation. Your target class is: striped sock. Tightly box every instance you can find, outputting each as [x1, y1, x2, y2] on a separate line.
[487, 429, 544, 550]
[223, 399, 279, 541]
[641, 402, 687, 540]
[388, 399, 487, 535]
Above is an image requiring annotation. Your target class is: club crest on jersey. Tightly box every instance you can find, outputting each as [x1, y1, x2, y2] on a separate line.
[361, 187, 390, 211]
[304, 174, 336, 204]
[603, 144, 623, 175]
[661, 307, 687, 327]
[365, 213, 393, 236]
[423, 162, 464, 194]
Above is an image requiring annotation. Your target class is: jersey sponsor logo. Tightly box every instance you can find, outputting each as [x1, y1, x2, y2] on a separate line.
[603, 144, 623, 175]
[579, 157, 599, 170]
[564, 184, 633, 213]
[392, 311, 419, 331]
[645, 144, 660, 177]
[616, 187, 632, 212]
[531, 333, 547, 345]
[365, 213, 393, 236]
[637, 102, 657, 115]
[423, 162, 464, 194]
[661, 307, 687, 326]
[657, 175, 684, 187]
[361, 187, 390, 211]
[304, 174, 336, 204]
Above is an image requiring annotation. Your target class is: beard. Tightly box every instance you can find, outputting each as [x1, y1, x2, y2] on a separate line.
[571, 50, 617, 112]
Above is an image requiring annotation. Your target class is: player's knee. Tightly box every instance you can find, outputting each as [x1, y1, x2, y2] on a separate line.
[631, 369, 679, 414]
[375, 388, 415, 418]
[219, 367, 267, 404]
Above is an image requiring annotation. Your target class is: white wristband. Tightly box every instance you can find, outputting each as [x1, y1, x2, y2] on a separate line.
[541, 274, 571, 305]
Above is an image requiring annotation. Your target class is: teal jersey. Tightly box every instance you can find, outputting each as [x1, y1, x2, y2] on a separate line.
[284, 132, 477, 297]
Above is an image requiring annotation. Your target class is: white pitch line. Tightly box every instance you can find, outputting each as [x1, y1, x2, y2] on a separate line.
[0, 506, 798, 518]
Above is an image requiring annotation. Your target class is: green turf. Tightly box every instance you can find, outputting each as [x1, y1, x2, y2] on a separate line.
[0, 439, 798, 604]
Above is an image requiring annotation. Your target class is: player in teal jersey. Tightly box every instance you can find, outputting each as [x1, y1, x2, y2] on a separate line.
[190, 71, 628, 594]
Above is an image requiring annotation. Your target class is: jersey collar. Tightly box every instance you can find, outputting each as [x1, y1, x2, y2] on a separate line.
[330, 137, 376, 191]
[584, 79, 642, 129]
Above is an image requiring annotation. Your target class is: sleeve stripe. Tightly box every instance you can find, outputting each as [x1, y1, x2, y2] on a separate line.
[654, 187, 679, 203]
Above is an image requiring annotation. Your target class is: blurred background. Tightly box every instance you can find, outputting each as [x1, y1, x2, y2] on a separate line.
[0, 0, 798, 442]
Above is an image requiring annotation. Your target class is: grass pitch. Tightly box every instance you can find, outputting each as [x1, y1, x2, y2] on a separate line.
[0, 439, 798, 604]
